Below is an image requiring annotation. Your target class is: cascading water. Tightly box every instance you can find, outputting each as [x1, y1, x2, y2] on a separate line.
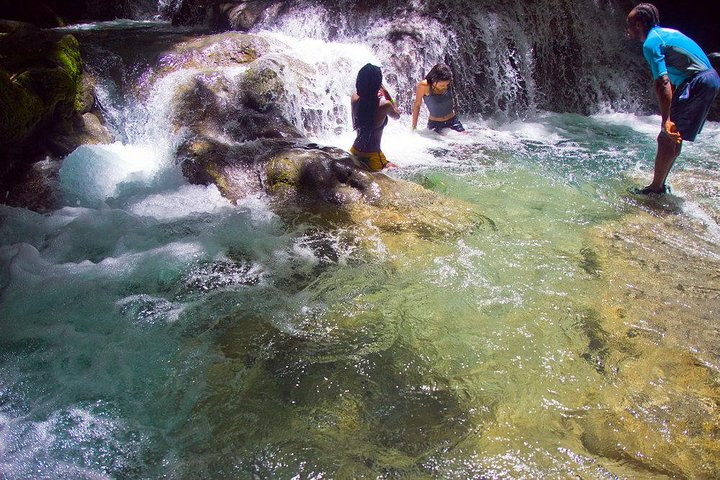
[2, 2, 720, 478]
[247, 0, 651, 117]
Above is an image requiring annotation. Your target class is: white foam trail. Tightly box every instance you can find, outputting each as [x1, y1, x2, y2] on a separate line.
[128, 184, 233, 220]
[59, 143, 164, 207]
[592, 112, 662, 137]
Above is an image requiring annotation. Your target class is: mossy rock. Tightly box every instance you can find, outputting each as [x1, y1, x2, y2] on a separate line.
[266, 150, 304, 190]
[238, 66, 286, 112]
[0, 22, 84, 182]
[154, 32, 272, 75]
[0, 70, 44, 143]
[0, 26, 83, 136]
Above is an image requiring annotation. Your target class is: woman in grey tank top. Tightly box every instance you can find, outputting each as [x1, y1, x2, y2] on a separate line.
[411, 63, 465, 133]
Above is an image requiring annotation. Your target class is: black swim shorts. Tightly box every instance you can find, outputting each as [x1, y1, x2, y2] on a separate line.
[427, 115, 465, 132]
[671, 68, 720, 142]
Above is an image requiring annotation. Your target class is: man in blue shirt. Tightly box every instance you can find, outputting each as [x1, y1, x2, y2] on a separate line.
[626, 3, 720, 194]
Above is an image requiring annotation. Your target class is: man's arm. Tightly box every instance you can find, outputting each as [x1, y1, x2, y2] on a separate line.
[654, 74, 681, 143]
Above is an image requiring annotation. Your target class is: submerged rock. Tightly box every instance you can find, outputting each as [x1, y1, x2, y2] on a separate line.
[559, 205, 720, 478]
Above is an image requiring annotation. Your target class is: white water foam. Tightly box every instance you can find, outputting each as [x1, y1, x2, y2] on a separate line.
[127, 184, 233, 221]
[0, 402, 139, 480]
[59, 143, 164, 207]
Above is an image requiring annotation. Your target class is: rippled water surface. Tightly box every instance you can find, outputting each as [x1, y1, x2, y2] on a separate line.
[2, 112, 720, 478]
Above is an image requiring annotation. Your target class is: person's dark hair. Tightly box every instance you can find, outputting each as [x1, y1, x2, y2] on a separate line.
[425, 63, 453, 91]
[354, 63, 383, 133]
[631, 3, 660, 31]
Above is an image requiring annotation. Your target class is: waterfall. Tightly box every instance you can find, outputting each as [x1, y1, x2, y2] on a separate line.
[242, 0, 650, 118]
[123, 0, 652, 121]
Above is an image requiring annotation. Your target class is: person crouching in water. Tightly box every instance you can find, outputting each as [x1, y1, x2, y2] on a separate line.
[411, 63, 465, 133]
[350, 63, 400, 171]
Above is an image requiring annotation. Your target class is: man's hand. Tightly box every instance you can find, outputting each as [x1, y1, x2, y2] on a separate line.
[662, 119, 682, 144]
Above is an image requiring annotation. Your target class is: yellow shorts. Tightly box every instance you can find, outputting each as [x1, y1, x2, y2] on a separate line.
[349, 146, 389, 172]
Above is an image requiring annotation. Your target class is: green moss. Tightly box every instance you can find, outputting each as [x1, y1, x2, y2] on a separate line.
[266, 155, 302, 188]
[204, 163, 230, 196]
[0, 69, 43, 144]
[53, 34, 82, 110]
[0, 23, 86, 153]
[55, 35, 81, 77]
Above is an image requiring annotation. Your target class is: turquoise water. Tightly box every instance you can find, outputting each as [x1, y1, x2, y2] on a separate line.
[2, 112, 720, 478]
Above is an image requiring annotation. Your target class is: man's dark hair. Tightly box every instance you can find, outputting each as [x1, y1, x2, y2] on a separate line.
[632, 3, 660, 31]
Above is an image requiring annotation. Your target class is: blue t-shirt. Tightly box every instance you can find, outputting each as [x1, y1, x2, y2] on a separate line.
[643, 26, 711, 86]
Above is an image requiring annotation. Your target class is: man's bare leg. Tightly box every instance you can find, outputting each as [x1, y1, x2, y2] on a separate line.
[646, 132, 682, 192]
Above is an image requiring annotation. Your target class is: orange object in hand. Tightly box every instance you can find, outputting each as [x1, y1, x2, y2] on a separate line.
[663, 120, 682, 143]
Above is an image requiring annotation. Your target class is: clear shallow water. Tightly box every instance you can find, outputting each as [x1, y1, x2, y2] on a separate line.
[2, 109, 720, 478]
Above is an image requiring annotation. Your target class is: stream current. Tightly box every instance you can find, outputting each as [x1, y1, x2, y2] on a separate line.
[1, 21, 720, 479]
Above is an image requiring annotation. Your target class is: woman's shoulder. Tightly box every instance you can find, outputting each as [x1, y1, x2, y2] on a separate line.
[416, 80, 429, 95]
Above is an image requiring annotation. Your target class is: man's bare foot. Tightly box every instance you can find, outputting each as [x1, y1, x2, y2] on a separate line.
[630, 184, 670, 195]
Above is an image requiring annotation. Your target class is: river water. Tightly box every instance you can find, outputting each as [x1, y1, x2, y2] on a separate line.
[2, 21, 720, 480]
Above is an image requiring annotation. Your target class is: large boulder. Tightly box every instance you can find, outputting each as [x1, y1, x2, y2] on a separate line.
[150, 31, 487, 244]
[0, 21, 82, 177]
[0, 21, 113, 209]
[164, 0, 286, 31]
[181, 134, 488, 249]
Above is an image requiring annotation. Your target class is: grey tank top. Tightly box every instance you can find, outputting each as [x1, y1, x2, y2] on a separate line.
[423, 85, 454, 117]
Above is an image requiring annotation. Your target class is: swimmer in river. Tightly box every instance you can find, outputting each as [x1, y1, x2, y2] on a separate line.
[349, 63, 401, 172]
[411, 63, 465, 133]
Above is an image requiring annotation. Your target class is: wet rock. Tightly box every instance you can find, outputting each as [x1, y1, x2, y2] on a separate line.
[149, 31, 486, 243]
[0, 21, 84, 187]
[49, 112, 114, 154]
[165, 0, 285, 31]
[2, 159, 63, 212]
[155, 32, 274, 73]
[221, 1, 285, 32]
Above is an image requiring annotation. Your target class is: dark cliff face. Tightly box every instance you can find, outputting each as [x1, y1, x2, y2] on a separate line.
[232, 0, 652, 117]
[0, 0, 158, 26]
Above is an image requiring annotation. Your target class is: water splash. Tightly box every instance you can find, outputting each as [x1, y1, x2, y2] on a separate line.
[249, 0, 649, 117]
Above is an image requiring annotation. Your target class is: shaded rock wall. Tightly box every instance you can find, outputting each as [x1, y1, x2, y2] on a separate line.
[0, 0, 157, 27]
[0, 22, 81, 177]
[160, 0, 719, 120]
[0, 21, 113, 208]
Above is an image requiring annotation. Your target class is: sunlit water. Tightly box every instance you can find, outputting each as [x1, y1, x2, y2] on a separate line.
[3, 25, 720, 479]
